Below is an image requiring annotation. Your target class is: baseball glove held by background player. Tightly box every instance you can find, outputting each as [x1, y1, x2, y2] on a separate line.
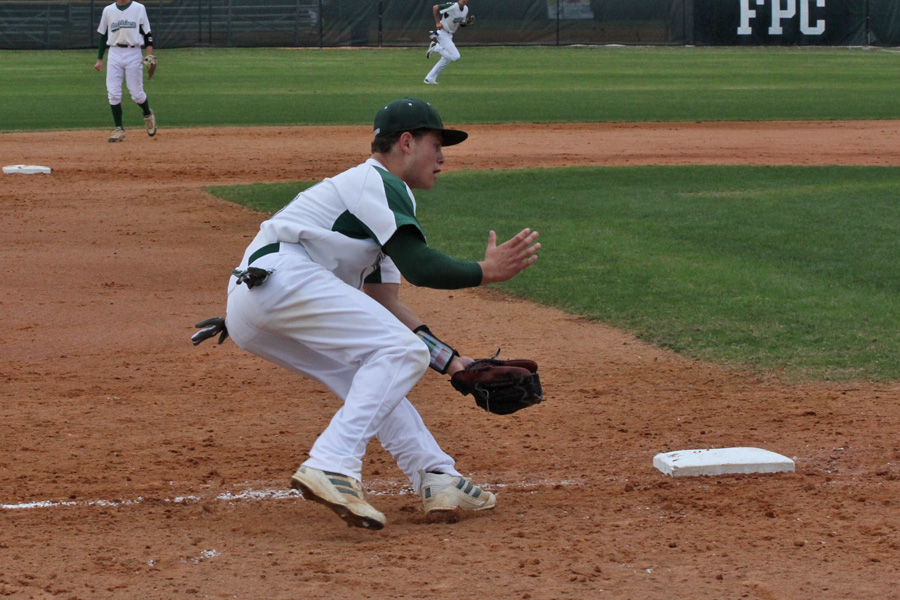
[142, 54, 157, 78]
[450, 355, 543, 415]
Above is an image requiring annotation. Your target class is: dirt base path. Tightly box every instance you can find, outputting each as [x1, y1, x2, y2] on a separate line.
[2, 122, 899, 600]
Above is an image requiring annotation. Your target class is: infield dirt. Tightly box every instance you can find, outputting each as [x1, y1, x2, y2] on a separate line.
[2, 121, 900, 599]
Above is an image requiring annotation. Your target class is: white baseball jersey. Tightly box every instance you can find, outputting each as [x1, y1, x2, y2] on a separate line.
[236, 157, 424, 289]
[97, 1, 151, 47]
[437, 1, 469, 35]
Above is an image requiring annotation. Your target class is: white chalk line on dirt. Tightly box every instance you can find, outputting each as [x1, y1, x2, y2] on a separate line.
[0, 478, 584, 512]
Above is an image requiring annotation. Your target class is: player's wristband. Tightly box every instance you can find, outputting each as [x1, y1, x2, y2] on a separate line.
[414, 325, 459, 374]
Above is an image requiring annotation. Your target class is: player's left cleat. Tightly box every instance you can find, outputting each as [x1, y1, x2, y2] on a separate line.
[420, 472, 497, 514]
[426, 41, 436, 59]
[108, 127, 126, 142]
[424, 78, 439, 85]
[144, 109, 157, 137]
[291, 465, 387, 530]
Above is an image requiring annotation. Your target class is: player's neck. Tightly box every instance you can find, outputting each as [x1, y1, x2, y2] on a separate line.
[370, 152, 408, 182]
[370, 152, 392, 170]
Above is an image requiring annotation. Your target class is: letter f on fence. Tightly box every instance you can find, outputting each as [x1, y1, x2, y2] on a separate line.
[738, 0, 765, 35]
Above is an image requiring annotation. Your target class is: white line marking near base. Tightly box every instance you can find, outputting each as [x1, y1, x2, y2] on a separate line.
[1, 478, 583, 512]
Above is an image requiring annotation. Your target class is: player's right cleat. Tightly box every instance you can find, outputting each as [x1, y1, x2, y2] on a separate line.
[426, 41, 436, 59]
[424, 78, 439, 85]
[144, 109, 157, 137]
[420, 472, 497, 514]
[108, 127, 126, 142]
[290, 465, 386, 530]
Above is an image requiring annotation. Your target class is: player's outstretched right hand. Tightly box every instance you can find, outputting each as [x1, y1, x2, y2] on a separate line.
[478, 228, 540, 284]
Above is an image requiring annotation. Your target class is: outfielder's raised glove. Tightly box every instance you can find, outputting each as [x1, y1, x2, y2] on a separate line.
[451, 355, 542, 415]
[142, 54, 157, 79]
[461, 14, 475, 26]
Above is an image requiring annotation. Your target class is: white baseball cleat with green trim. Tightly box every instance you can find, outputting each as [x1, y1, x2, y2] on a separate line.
[144, 109, 157, 137]
[291, 465, 386, 530]
[420, 472, 497, 513]
[108, 127, 125, 142]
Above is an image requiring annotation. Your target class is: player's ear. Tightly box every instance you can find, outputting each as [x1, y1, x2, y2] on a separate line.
[396, 131, 415, 155]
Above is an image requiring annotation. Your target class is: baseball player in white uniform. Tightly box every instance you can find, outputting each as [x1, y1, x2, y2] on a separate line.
[221, 98, 540, 530]
[424, 0, 471, 85]
[94, 0, 157, 142]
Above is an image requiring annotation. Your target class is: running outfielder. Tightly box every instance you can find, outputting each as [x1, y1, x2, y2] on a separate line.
[211, 98, 540, 530]
[424, 0, 474, 85]
[94, 0, 157, 143]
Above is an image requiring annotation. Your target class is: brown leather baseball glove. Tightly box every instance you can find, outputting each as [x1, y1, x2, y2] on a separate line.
[451, 355, 543, 415]
[142, 54, 157, 79]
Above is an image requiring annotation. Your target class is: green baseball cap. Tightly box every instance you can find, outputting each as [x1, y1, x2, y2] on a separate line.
[373, 98, 468, 146]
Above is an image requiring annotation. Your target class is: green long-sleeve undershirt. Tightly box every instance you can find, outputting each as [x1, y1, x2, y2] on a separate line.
[382, 226, 483, 289]
[97, 33, 108, 59]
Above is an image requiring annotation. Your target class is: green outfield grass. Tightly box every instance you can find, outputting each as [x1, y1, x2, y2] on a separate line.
[208, 165, 900, 382]
[10, 45, 900, 381]
[3, 45, 900, 131]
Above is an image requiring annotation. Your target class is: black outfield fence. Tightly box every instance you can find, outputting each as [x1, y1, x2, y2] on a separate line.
[2, 0, 899, 50]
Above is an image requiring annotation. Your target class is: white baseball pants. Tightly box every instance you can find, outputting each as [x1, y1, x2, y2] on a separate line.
[105, 46, 146, 105]
[426, 29, 460, 82]
[224, 243, 461, 494]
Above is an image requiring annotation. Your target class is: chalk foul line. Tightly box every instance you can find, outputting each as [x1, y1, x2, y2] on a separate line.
[1, 478, 584, 511]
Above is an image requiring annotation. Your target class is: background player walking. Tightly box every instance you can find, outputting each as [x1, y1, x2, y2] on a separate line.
[94, 0, 157, 142]
[217, 98, 540, 530]
[424, 0, 473, 85]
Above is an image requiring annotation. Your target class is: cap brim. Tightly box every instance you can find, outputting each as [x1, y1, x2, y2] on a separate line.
[440, 128, 468, 146]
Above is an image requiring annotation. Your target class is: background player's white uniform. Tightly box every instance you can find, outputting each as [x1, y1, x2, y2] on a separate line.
[425, 1, 469, 84]
[224, 158, 461, 494]
[97, 1, 152, 105]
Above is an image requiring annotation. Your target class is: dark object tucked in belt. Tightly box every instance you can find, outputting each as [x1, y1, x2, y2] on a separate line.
[231, 243, 279, 289]
[232, 267, 272, 289]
